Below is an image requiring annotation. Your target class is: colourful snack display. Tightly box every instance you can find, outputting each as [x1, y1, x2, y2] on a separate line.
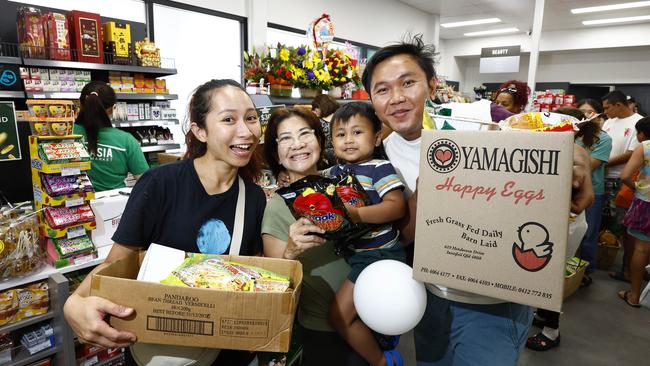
[161, 254, 291, 292]
[41, 173, 93, 197]
[44, 203, 94, 229]
[38, 141, 90, 163]
[51, 235, 94, 257]
[27, 100, 75, 119]
[334, 169, 370, 208]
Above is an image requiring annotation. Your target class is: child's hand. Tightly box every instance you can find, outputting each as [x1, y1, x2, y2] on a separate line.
[344, 203, 361, 223]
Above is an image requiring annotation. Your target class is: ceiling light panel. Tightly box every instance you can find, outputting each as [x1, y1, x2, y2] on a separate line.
[464, 28, 519, 37]
[582, 15, 650, 24]
[571, 1, 650, 14]
[440, 18, 501, 28]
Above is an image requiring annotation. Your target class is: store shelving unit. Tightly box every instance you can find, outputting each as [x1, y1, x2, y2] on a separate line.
[22, 58, 177, 77]
[0, 273, 77, 366]
[0, 246, 110, 292]
[0, 55, 21, 65]
[113, 119, 179, 127]
[268, 96, 364, 105]
[0, 91, 25, 98]
[11, 345, 60, 366]
[115, 93, 178, 101]
[141, 144, 181, 153]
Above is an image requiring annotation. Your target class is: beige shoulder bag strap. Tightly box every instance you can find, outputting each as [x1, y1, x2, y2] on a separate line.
[228, 176, 245, 256]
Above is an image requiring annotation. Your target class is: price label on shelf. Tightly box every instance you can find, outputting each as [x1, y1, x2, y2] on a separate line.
[66, 226, 85, 239]
[80, 355, 99, 366]
[65, 197, 84, 208]
[75, 254, 95, 266]
[61, 166, 81, 176]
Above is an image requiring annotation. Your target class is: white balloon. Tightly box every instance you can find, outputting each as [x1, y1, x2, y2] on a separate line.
[353, 260, 427, 335]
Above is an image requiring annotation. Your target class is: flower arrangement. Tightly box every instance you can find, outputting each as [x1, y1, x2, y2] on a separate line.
[293, 45, 332, 90]
[265, 44, 296, 86]
[243, 46, 267, 83]
[242, 43, 361, 92]
[325, 49, 361, 88]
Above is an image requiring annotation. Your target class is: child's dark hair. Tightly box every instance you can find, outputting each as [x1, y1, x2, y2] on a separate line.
[636, 116, 650, 139]
[556, 106, 601, 149]
[330, 102, 387, 160]
[362, 34, 436, 97]
[76, 81, 116, 155]
[263, 107, 326, 177]
[184, 79, 261, 181]
[331, 102, 382, 132]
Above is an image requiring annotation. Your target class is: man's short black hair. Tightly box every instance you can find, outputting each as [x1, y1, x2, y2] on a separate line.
[331, 101, 381, 133]
[362, 34, 437, 98]
[602, 90, 628, 105]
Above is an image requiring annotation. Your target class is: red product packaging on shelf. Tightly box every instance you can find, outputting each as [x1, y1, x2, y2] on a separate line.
[68, 10, 104, 64]
[43, 12, 72, 61]
[17, 6, 46, 59]
[44, 203, 95, 229]
[564, 94, 576, 105]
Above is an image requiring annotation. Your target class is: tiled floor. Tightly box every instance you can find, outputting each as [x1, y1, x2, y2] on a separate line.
[395, 269, 650, 366]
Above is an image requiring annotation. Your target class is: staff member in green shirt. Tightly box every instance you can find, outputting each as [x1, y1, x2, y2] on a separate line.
[73, 81, 149, 191]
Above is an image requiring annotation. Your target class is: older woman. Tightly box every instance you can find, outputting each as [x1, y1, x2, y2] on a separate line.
[261, 108, 366, 366]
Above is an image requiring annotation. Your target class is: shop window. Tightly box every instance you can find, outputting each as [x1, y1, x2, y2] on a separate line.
[152, 3, 243, 145]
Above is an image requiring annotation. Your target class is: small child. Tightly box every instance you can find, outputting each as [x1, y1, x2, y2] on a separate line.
[619, 117, 650, 307]
[326, 102, 406, 366]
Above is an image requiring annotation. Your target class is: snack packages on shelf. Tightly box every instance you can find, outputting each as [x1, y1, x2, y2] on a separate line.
[0, 290, 18, 326]
[16, 281, 49, 320]
[38, 141, 90, 163]
[0, 205, 44, 281]
[43, 204, 94, 230]
[498, 112, 579, 132]
[46, 235, 97, 268]
[26, 100, 76, 137]
[41, 173, 93, 197]
[161, 253, 290, 292]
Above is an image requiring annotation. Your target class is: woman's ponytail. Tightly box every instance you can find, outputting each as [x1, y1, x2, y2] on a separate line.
[77, 82, 116, 155]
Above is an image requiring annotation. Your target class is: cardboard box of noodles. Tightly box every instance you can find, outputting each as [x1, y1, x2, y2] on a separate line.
[413, 130, 574, 311]
[90, 251, 302, 352]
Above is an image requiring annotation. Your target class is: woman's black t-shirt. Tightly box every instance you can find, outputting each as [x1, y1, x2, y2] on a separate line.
[112, 159, 266, 255]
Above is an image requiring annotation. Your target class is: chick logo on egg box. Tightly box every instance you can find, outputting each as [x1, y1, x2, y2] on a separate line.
[414, 129, 574, 312]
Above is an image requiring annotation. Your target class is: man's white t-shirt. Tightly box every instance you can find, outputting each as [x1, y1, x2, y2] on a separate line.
[383, 131, 502, 305]
[602, 113, 642, 179]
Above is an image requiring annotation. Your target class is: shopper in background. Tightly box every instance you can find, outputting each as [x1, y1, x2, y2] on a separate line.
[362, 35, 594, 366]
[73, 81, 149, 191]
[261, 107, 367, 366]
[526, 107, 610, 351]
[618, 117, 650, 307]
[601, 91, 643, 258]
[63, 79, 267, 366]
[627, 96, 647, 117]
[492, 79, 530, 114]
[311, 94, 341, 166]
[577, 98, 606, 128]
[570, 105, 612, 287]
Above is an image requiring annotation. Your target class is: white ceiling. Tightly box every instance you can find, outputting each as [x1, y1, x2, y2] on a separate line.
[399, 0, 650, 39]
